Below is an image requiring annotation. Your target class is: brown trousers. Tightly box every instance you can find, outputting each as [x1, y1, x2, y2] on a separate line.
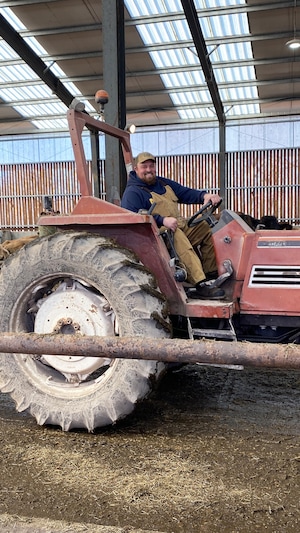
[150, 186, 217, 285]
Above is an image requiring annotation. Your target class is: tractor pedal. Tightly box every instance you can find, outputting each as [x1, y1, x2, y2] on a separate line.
[208, 259, 233, 288]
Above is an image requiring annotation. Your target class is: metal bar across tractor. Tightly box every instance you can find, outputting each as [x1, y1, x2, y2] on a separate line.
[1, 333, 300, 370]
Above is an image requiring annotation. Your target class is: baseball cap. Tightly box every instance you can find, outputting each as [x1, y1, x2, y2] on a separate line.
[135, 152, 155, 165]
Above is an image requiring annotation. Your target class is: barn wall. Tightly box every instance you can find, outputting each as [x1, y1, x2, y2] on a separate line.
[0, 148, 299, 230]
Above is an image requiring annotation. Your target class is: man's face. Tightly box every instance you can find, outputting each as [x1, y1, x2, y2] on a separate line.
[135, 159, 156, 185]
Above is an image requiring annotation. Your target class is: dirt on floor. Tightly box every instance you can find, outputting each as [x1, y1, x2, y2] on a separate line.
[0, 363, 300, 533]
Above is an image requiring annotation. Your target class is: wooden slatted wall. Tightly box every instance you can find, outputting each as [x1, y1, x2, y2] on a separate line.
[0, 148, 299, 230]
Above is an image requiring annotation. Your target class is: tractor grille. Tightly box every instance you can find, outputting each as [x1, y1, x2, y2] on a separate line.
[249, 265, 300, 287]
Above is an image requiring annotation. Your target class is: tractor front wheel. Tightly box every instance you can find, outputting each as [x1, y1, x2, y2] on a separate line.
[0, 231, 170, 431]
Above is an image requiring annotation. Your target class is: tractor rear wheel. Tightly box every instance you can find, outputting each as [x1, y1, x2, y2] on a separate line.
[0, 231, 170, 431]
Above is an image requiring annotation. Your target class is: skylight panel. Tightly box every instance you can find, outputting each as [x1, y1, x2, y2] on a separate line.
[31, 119, 69, 130]
[225, 103, 260, 116]
[215, 66, 256, 84]
[14, 102, 67, 118]
[0, 7, 96, 129]
[125, 0, 183, 16]
[125, 0, 246, 17]
[150, 48, 199, 69]
[173, 91, 211, 105]
[220, 86, 258, 101]
[124, 0, 258, 121]
[24, 36, 48, 57]
[201, 13, 248, 39]
[161, 71, 205, 88]
[178, 108, 216, 120]
[23, 85, 52, 99]
[0, 40, 19, 60]
[195, 1, 245, 8]
[0, 7, 25, 30]
[210, 41, 253, 63]
[0, 85, 51, 102]
[0, 63, 38, 82]
[139, 19, 191, 45]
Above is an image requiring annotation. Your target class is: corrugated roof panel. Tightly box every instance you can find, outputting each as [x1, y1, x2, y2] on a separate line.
[0, 7, 96, 130]
[125, 0, 182, 17]
[201, 13, 247, 38]
[178, 108, 216, 119]
[195, 1, 245, 8]
[173, 91, 212, 104]
[0, 7, 24, 29]
[139, 20, 191, 45]
[14, 102, 67, 118]
[124, 0, 257, 120]
[24, 36, 48, 57]
[214, 65, 256, 83]
[226, 103, 259, 116]
[31, 119, 69, 130]
[0, 85, 52, 101]
[161, 71, 205, 87]
[0, 0, 287, 131]
[0, 40, 18, 60]
[126, 0, 246, 17]
[0, 63, 37, 82]
[220, 86, 258, 100]
[150, 48, 199, 68]
[212, 41, 253, 62]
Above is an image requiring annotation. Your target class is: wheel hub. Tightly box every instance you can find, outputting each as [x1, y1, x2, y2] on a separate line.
[53, 317, 81, 334]
[34, 280, 114, 381]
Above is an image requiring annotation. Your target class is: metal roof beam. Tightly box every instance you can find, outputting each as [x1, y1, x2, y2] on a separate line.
[180, 0, 225, 125]
[0, 13, 76, 109]
[18, 24, 101, 37]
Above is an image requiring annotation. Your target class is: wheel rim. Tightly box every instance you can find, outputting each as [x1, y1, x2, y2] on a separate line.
[10, 274, 118, 395]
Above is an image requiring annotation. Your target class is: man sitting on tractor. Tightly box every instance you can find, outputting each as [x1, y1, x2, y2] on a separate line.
[121, 152, 225, 300]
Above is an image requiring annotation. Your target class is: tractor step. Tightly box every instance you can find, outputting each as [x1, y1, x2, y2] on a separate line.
[191, 327, 237, 341]
[186, 298, 236, 319]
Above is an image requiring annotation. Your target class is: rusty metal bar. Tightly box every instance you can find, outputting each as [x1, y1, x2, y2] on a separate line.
[0, 333, 300, 370]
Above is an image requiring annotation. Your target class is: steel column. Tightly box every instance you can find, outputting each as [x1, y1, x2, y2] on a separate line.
[102, 0, 127, 202]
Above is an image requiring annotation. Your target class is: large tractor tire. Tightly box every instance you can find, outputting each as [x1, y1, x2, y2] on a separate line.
[0, 231, 171, 431]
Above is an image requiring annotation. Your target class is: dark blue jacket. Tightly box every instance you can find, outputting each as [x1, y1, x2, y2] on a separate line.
[121, 170, 207, 228]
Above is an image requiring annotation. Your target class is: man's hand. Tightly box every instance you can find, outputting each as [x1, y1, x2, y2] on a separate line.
[163, 216, 178, 232]
[203, 193, 222, 206]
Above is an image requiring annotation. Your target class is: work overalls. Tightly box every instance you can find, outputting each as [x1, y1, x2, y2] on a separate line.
[149, 185, 217, 285]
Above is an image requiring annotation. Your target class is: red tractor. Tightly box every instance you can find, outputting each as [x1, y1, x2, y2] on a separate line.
[0, 102, 299, 431]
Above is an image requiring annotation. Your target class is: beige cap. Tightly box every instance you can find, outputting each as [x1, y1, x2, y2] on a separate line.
[135, 152, 155, 165]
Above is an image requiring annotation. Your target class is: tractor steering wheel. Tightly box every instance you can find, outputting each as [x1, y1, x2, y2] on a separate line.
[187, 198, 222, 228]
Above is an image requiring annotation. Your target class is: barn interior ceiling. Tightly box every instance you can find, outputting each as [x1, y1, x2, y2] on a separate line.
[0, 0, 299, 135]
